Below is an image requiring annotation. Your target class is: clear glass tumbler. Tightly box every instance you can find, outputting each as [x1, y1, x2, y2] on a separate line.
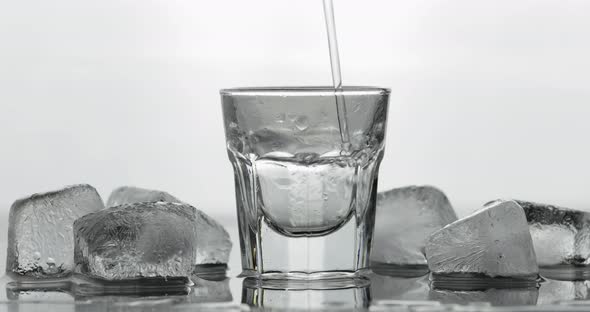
[221, 87, 390, 280]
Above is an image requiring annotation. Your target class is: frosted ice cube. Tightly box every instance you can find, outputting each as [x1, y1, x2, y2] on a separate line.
[106, 186, 180, 207]
[514, 200, 590, 267]
[371, 186, 457, 269]
[106, 186, 231, 265]
[74, 201, 231, 280]
[74, 202, 199, 280]
[6, 184, 104, 278]
[425, 200, 538, 279]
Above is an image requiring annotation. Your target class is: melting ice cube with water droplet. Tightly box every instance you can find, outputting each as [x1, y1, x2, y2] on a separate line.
[6, 184, 104, 278]
[74, 200, 231, 280]
[104, 186, 232, 265]
[74, 202, 199, 280]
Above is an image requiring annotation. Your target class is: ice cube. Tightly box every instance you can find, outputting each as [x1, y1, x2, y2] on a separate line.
[371, 186, 457, 269]
[74, 201, 231, 280]
[106, 186, 180, 207]
[425, 200, 538, 279]
[513, 200, 590, 267]
[106, 186, 231, 265]
[6, 184, 104, 278]
[74, 202, 199, 280]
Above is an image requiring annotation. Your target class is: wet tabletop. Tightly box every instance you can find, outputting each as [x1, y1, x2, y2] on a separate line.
[2, 214, 590, 311]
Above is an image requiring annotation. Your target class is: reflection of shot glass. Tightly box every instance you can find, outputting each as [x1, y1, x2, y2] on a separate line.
[242, 277, 371, 309]
[221, 87, 390, 280]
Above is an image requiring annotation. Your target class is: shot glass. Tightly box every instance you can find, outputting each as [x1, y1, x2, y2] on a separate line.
[221, 87, 390, 280]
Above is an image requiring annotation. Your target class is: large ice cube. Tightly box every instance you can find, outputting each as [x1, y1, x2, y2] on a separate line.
[425, 200, 538, 278]
[6, 184, 104, 278]
[74, 201, 231, 280]
[74, 202, 199, 280]
[371, 186, 457, 269]
[106, 186, 231, 265]
[106, 186, 180, 207]
[514, 200, 590, 267]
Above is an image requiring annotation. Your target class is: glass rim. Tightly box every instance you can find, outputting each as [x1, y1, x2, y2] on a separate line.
[220, 86, 390, 96]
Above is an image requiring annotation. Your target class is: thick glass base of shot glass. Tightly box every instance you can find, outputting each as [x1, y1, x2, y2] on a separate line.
[237, 196, 377, 283]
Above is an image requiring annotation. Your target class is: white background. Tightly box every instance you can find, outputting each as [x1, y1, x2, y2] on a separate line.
[1, 0, 590, 234]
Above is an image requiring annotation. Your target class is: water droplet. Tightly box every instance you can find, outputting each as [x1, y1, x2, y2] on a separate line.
[353, 102, 362, 113]
[294, 116, 309, 131]
[322, 193, 329, 201]
[45, 257, 58, 274]
[33, 252, 41, 260]
[275, 113, 286, 123]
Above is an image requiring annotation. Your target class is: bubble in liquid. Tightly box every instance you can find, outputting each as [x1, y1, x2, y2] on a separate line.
[46, 257, 58, 274]
[33, 252, 41, 260]
[275, 113, 286, 123]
